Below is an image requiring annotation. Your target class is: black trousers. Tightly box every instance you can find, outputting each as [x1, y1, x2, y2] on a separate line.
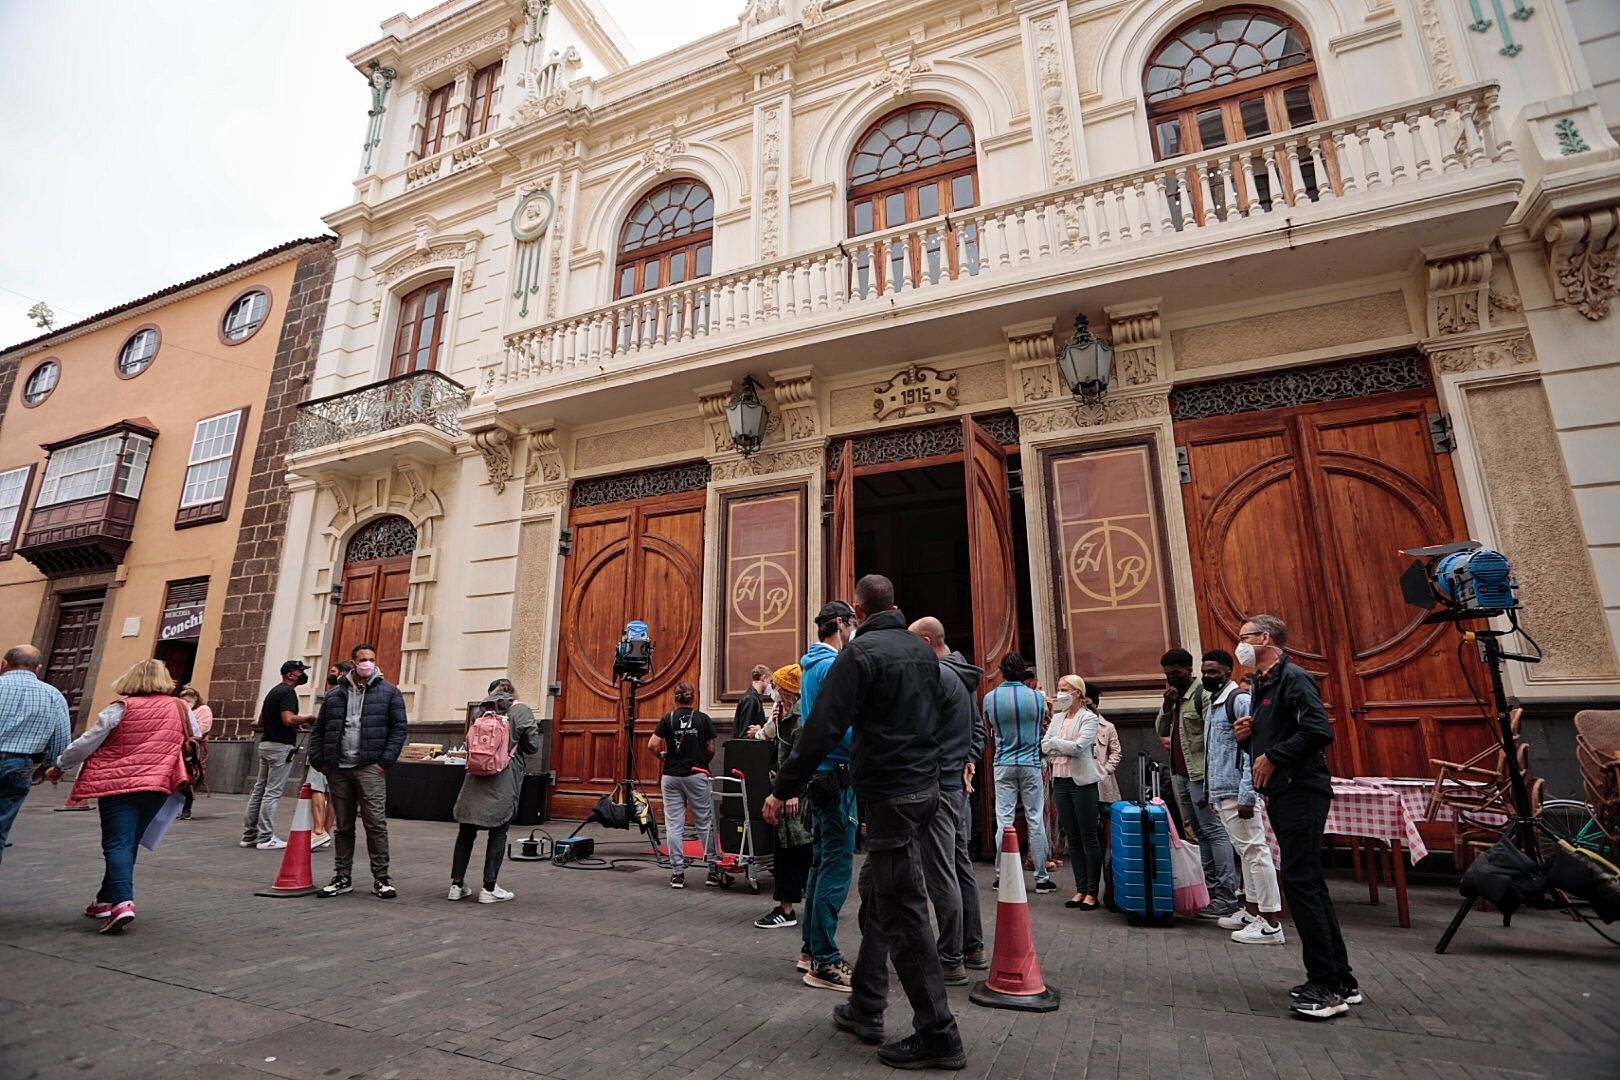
[1051, 777, 1102, 896]
[451, 823, 510, 889]
[1269, 786, 1353, 987]
[848, 788, 961, 1044]
[773, 841, 813, 904]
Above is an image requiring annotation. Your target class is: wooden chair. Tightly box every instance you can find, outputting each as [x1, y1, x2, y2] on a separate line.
[1427, 708, 1523, 823]
[1574, 710, 1620, 847]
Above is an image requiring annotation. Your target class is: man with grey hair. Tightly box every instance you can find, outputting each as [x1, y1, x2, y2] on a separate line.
[909, 615, 987, 983]
[0, 644, 72, 866]
[1232, 613, 1357, 1021]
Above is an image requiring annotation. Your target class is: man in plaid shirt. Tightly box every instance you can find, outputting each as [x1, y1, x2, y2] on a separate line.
[0, 644, 72, 867]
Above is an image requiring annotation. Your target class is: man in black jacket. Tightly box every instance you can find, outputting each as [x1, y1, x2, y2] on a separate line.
[733, 665, 771, 739]
[910, 616, 987, 983]
[1232, 614, 1357, 1020]
[764, 575, 964, 1071]
[310, 643, 409, 899]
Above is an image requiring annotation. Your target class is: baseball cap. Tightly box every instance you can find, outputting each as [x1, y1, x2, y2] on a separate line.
[816, 600, 855, 623]
[280, 660, 310, 676]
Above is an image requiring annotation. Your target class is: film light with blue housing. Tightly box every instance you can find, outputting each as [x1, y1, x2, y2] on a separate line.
[1399, 540, 1519, 616]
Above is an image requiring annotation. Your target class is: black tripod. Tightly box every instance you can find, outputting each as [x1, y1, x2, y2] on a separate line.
[1434, 624, 1548, 954]
[563, 673, 661, 851]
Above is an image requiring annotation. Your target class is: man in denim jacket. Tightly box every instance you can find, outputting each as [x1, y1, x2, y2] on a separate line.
[1201, 649, 1284, 945]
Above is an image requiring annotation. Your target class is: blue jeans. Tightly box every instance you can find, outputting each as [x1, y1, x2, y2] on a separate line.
[993, 764, 1051, 883]
[97, 791, 169, 905]
[802, 784, 857, 966]
[0, 757, 34, 867]
[1172, 774, 1239, 909]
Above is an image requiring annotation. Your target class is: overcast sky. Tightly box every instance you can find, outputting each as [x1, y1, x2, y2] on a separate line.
[0, 0, 738, 350]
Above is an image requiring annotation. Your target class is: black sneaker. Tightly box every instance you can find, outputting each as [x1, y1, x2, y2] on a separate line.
[991, 876, 1000, 890]
[832, 1003, 884, 1045]
[876, 1033, 967, 1071]
[754, 908, 798, 929]
[316, 875, 352, 898]
[706, 869, 733, 889]
[1339, 983, 1364, 1005]
[372, 878, 397, 900]
[670, 873, 685, 889]
[1034, 879, 1059, 894]
[1289, 982, 1348, 1021]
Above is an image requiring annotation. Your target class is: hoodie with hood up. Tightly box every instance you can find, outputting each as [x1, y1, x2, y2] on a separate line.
[798, 641, 850, 772]
[936, 650, 985, 791]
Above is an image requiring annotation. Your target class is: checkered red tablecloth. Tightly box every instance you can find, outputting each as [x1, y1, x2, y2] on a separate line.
[1262, 778, 1429, 864]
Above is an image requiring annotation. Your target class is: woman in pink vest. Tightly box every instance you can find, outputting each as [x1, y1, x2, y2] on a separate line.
[52, 659, 196, 934]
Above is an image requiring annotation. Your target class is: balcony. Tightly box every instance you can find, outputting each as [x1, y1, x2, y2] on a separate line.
[19, 493, 141, 576]
[479, 83, 1522, 424]
[288, 370, 471, 478]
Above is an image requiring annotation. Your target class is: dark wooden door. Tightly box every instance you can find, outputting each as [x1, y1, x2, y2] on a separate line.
[1177, 392, 1494, 779]
[553, 491, 705, 818]
[827, 440, 856, 604]
[963, 415, 1022, 853]
[333, 556, 411, 682]
[46, 591, 105, 726]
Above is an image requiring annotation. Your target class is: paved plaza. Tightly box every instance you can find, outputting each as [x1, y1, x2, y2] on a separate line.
[1, 793, 1616, 1080]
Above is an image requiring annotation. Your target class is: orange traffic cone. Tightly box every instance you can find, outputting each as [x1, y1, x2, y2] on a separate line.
[969, 825, 1060, 1012]
[254, 783, 317, 898]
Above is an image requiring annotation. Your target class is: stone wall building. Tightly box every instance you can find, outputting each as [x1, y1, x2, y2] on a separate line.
[271, 0, 1619, 825]
[0, 239, 335, 734]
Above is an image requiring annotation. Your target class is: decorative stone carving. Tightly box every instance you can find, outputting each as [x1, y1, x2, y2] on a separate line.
[470, 428, 515, 494]
[545, 197, 567, 319]
[1032, 13, 1077, 185]
[873, 365, 960, 420]
[360, 61, 397, 175]
[415, 26, 509, 82]
[372, 238, 480, 318]
[1429, 334, 1536, 373]
[743, 0, 785, 25]
[641, 133, 687, 175]
[1004, 320, 1059, 406]
[1426, 252, 1492, 336]
[760, 103, 783, 260]
[872, 48, 932, 97]
[712, 446, 824, 481]
[1018, 394, 1170, 434]
[1545, 208, 1620, 321]
[1107, 306, 1162, 386]
[801, 0, 826, 26]
[1416, 0, 1459, 90]
[1169, 353, 1429, 420]
[1555, 118, 1591, 156]
[525, 427, 565, 483]
[698, 384, 736, 455]
[770, 370, 820, 442]
[522, 486, 568, 511]
[1020, 368, 1056, 402]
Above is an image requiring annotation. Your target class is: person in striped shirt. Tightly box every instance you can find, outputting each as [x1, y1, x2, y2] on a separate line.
[983, 653, 1056, 893]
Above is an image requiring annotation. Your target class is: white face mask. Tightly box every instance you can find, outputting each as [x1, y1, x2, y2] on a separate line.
[1234, 642, 1257, 668]
[765, 685, 778, 702]
[1052, 692, 1074, 713]
[354, 660, 377, 679]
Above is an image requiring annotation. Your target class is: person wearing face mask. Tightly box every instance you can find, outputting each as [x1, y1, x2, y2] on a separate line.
[303, 662, 354, 850]
[1200, 650, 1283, 945]
[1232, 615, 1355, 1020]
[1154, 648, 1241, 919]
[309, 643, 409, 900]
[1042, 675, 1103, 910]
[240, 661, 316, 851]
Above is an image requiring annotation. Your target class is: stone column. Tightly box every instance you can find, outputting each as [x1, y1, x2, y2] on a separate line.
[513, 425, 571, 775]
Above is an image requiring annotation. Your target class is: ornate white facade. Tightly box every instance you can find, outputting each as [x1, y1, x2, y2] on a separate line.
[272, 0, 1620, 813]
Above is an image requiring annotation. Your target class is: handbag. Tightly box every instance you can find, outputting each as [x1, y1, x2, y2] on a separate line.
[140, 792, 187, 851]
[1158, 799, 1210, 916]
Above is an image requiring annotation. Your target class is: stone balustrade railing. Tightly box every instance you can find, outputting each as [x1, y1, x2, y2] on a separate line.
[402, 131, 500, 191]
[489, 83, 1515, 394]
[291, 370, 471, 455]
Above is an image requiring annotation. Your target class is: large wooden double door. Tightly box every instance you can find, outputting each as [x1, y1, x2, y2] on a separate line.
[46, 590, 105, 726]
[553, 491, 706, 817]
[1177, 393, 1495, 778]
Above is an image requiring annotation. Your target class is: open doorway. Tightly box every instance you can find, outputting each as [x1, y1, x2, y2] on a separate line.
[854, 463, 976, 657]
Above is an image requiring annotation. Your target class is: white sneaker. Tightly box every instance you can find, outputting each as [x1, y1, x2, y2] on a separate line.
[311, 834, 333, 851]
[478, 885, 514, 904]
[1218, 909, 1255, 930]
[447, 884, 475, 901]
[255, 837, 287, 850]
[1231, 919, 1285, 945]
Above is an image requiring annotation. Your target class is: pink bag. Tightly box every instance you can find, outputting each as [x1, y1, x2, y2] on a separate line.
[1157, 798, 1210, 916]
[465, 710, 511, 776]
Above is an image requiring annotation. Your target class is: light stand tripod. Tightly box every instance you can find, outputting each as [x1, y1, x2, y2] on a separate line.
[1433, 620, 1551, 954]
[617, 672, 661, 852]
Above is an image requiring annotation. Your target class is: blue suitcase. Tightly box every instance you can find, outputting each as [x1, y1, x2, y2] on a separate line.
[1110, 753, 1174, 926]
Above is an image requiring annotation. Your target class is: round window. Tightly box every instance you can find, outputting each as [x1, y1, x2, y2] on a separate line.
[221, 289, 270, 344]
[117, 327, 160, 378]
[22, 359, 60, 406]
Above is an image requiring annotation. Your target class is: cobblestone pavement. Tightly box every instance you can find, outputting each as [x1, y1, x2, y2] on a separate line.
[1, 793, 1616, 1080]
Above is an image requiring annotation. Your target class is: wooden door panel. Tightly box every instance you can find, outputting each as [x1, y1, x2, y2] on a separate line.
[47, 595, 104, 725]
[333, 556, 411, 680]
[553, 492, 706, 816]
[963, 417, 1019, 681]
[829, 441, 855, 602]
[1361, 715, 1427, 777]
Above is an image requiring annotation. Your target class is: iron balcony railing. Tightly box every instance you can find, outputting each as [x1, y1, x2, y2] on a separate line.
[290, 369, 470, 455]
